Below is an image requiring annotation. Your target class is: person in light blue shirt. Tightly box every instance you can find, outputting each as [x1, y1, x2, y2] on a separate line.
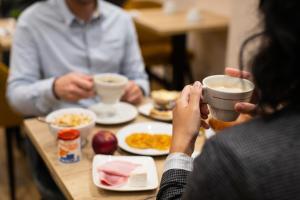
[6, 0, 149, 199]
[7, 0, 149, 117]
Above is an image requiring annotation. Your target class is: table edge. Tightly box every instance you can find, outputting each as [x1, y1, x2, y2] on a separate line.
[24, 119, 74, 200]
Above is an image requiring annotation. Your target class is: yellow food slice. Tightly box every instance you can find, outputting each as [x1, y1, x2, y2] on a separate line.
[125, 133, 171, 151]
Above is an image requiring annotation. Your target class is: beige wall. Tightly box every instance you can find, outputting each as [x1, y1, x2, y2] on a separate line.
[189, 29, 228, 80]
[134, 0, 260, 79]
[188, 0, 232, 81]
[197, 0, 232, 17]
[190, 0, 261, 81]
[226, 0, 260, 68]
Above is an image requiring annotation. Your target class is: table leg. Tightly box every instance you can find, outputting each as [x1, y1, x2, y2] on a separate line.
[6, 127, 16, 200]
[171, 34, 189, 90]
[2, 50, 10, 66]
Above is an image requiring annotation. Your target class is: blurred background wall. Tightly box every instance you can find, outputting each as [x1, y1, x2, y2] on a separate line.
[189, 0, 260, 81]
[188, 0, 232, 81]
[226, 0, 260, 69]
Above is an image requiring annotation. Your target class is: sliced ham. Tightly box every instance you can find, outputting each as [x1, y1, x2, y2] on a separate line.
[99, 171, 128, 187]
[98, 160, 140, 187]
[98, 160, 140, 177]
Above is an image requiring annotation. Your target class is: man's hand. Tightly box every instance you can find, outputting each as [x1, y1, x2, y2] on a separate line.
[53, 72, 95, 102]
[121, 81, 144, 105]
[225, 67, 257, 115]
[170, 82, 209, 156]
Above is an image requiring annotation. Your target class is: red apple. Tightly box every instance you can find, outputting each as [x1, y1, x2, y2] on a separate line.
[92, 130, 118, 155]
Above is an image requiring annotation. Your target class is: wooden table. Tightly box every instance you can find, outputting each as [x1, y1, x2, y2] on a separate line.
[133, 8, 229, 90]
[24, 113, 206, 199]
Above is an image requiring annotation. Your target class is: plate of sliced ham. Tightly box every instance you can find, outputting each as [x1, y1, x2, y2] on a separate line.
[92, 155, 159, 191]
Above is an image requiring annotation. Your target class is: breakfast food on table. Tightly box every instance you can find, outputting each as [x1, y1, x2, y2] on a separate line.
[97, 160, 147, 187]
[127, 166, 148, 187]
[46, 108, 96, 147]
[149, 108, 173, 121]
[151, 90, 180, 109]
[125, 133, 171, 151]
[150, 90, 180, 120]
[92, 130, 118, 155]
[53, 113, 92, 127]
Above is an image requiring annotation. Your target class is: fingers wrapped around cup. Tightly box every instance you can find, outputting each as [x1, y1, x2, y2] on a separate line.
[202, 75, 254, 122]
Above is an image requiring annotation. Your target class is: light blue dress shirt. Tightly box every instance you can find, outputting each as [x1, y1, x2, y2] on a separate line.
[7, 0, 149, 116]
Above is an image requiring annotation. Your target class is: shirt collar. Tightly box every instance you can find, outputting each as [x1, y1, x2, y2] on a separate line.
[57, 0, 102, 26]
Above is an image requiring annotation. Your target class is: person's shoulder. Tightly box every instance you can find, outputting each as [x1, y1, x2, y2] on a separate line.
[213, 108, 300, 146]
[17, 1, 57, 27]
[213, 118, 263, 143]
[192, 118, 266, 181]
[210, 117, 270, 149]
[100, 0, 131, 21]
[203, 110, 300, 165]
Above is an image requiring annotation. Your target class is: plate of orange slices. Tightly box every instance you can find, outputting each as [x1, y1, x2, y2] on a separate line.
[116, 122, 172, 156]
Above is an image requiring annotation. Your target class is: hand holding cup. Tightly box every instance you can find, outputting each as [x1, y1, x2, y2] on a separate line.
[93, 73, 128, 116]
[171, 81, 209, 156]
[202, 75, 254, 122]
[53, 72, 95, 102]
[225, 67, 257, 116]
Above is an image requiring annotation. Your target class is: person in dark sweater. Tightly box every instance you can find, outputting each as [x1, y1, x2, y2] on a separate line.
[157, 0, 300, 199]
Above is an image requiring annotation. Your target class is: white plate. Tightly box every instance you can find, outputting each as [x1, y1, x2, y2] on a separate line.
[138, 103, 172, 122]
[139, 104, 215, 138]
[117, 122, 172, 156]
[89, 102, 138, 125]
[92, 155, 158, 191]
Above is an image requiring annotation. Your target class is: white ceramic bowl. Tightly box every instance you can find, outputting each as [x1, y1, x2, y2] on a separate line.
[46, 108, 96, 144]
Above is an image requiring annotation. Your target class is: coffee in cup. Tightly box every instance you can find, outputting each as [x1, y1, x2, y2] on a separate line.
[202, 75, 254, 122]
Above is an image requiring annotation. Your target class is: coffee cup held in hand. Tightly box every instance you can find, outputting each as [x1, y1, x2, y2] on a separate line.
[202, 75, 254, 122]
[93, 73, 128, 105]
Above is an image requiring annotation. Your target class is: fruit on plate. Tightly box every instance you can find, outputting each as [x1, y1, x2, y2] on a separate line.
[92, 130, 118, 155]
[125, 133, 171, 151]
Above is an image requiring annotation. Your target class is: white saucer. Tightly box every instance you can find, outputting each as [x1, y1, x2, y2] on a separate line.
[89, 102, 138, 125]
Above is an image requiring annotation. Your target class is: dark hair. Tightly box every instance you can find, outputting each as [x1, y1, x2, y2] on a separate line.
[240, 0, 300, 112]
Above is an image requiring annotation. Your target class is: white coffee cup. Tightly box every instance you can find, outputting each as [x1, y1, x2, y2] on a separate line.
[163, 0, 179, 14]
[186, 8, 201, 23]
[202, 75, 254, 122]
[93, 73, 128, 105]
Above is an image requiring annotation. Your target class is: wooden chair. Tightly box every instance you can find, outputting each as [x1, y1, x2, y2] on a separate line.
[124, 0, 172, 65]
[0, 63, 22, 200]
[124, 0, 175, 88]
